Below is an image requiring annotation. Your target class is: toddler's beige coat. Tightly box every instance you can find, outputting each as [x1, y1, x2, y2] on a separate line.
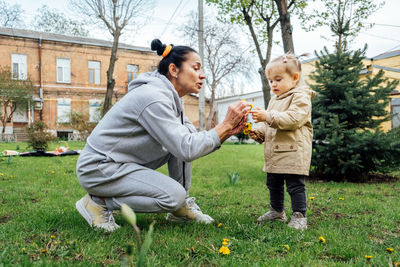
[257, 86, 316, 176]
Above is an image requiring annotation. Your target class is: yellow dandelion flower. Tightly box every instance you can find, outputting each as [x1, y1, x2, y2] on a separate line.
[283, 245, 290, 250]
[309, 196, 315, 200]
[365, 255, 373, 260]
[386, 247, 394, 253]
[22, 248, 25, 252]
[241, 99, 253, 110]
[217, 223, 222, 228]
[9, 175, 13, 179]
[338, 197, 344, 200]
[41, 249, 47, 253]
[395, 262, 400, 267]
[0, 173, 4, 176]
[318, 236, 326, 243]
[222, 241, 229, 246]
[51, 171, 55, 174]
[219, 246, 230, 255]
[66, 241, 71, 245]
[223, 239, 230, 243]
[50, 235, 55, 239]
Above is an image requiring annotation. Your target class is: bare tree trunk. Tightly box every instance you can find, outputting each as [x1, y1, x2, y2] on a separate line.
[102, 30, 121, 116]
[206, 83, 216, 129]
[274, 0, 295, 54]
[242, 6, 271, 108]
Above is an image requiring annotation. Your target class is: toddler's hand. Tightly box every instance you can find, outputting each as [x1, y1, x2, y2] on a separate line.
[249, 129, 265, 144]
[250, 107, 267, 123]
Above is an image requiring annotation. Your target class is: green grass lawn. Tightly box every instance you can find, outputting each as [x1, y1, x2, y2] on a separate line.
[1, 142, 399, 266]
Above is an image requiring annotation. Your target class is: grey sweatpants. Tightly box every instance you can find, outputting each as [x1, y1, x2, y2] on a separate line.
[76, 145, 191, 213]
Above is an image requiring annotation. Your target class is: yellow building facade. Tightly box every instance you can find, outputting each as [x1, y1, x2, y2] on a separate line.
[302, 50, 400, 131]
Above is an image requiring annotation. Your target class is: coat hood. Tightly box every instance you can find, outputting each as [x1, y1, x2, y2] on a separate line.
[276, 85, 317, 100]
[128, 71, 183, 114]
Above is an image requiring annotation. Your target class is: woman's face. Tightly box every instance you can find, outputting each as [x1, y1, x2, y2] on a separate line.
[174, 52, 206, 97]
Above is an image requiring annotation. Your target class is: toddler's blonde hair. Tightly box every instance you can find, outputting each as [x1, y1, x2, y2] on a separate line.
[266, 53, 309, 86]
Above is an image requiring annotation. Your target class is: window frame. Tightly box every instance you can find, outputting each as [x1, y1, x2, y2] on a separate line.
[56, 58, 71, 83]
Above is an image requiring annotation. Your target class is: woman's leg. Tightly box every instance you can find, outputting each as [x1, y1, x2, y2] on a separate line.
[84, 162, 187, 213]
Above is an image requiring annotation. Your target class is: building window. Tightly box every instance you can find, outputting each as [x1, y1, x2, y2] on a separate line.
[392, 98, 400, 129]
[127, 64, 139, 83]
[57, 58, 71, 83]
[11, 54, 27, 80]
[89, 99, 101, 123]
[13, 104, 28, 123]
[57, 98, 71, 123]
[88, 61, 101, 84]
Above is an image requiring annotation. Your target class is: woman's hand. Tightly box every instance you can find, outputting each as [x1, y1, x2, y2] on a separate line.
[229, 116, 248, 135]
[224, 101, 251, 128]
[214, 101, 252, 143]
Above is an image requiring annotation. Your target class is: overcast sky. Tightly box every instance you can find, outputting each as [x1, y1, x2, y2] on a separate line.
[7, 0, 400, 94]
[9, 0, 400, 58]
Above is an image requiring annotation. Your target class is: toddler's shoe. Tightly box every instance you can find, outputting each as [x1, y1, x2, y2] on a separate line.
[257, 208, 287, 223]
[75, 194, 120, 232]
[166, 197, 214, 224]
[288, 212, 307, 230]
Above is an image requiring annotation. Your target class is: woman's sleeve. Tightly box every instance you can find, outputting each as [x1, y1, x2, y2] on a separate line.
[138, 101, 221, 162]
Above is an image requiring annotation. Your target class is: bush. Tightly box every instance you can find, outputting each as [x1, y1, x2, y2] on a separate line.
[69, 111, 97, 140]
[26, 121, 55, 151]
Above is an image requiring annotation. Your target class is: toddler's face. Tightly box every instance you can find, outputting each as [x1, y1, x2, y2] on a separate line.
[267, 67, 299, 96]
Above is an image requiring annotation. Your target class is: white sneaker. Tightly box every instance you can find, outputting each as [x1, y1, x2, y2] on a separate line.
[288, 212, 307, 230]
[166, 197, 214, 224]
[257, 208, 287, 223]
[75, 194, 120, 232]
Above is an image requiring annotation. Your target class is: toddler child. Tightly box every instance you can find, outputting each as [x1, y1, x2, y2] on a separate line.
[249, 53, 315, 230]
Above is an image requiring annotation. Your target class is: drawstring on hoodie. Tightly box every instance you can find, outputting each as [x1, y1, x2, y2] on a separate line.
[180, 111, 186, 189]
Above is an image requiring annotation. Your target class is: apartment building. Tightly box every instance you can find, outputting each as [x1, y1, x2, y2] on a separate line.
[0, 27, 212, 141]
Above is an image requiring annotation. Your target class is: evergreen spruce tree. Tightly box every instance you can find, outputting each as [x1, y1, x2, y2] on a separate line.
[310, 46, 399, 180]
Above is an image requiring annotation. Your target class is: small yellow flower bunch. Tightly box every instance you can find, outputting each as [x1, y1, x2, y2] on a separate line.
[318, 236, 326, 243]
[365, 255, 373, 260]
[241, 99, 253, 111]
[386, 247, 394, 253]
[50, 235, 55, 239]
[217, 223, 222, 228]
[243, 122, 252, 135]
[338, 197, 344, 200]
[282, 244, 290, 251]
[309, 196, 315, 200]
[219, 238, 230, 255]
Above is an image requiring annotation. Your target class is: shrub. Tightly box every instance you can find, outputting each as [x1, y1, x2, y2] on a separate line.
[26, 121, 55, 150]
[69, 111, 97, 140]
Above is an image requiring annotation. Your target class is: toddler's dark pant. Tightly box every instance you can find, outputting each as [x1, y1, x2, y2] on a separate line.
[266, 173, 307, 216]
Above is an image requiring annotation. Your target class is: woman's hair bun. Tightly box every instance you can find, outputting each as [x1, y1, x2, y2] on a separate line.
[151, 39, 166, 56]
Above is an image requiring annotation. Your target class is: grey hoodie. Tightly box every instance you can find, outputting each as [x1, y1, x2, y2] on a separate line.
[85, 71, 221, 164]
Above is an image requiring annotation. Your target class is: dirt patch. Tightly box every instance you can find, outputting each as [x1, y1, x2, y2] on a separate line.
[0, 214, 11, 223]
[309, 172, 400, 183]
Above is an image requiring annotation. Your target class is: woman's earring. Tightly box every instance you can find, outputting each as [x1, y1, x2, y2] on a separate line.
[175, 75, 178, 78]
